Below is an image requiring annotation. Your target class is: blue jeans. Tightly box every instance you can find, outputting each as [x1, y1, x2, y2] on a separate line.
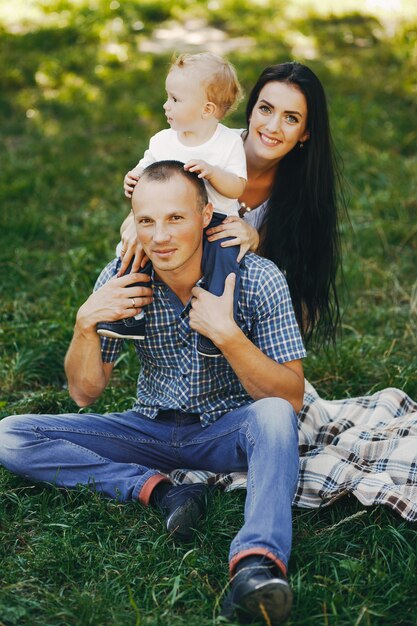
[0, 398, 298, 571]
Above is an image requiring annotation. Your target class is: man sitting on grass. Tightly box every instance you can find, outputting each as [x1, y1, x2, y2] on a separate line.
[0, 160, 306, 625]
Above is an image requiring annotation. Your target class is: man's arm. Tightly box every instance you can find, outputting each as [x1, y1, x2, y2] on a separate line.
[65, 322, 115, 408]
[189, 273, 305, 413]
[65, 269, 153, 407]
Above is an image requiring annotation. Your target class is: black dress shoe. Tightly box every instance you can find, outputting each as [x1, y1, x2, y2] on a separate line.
[159, 483, 210, 542]
[221, 558, 293, 624]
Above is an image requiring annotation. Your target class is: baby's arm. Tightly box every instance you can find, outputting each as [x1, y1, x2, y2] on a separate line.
[123, 165, 144, 198]
[184, 160, 246, 199]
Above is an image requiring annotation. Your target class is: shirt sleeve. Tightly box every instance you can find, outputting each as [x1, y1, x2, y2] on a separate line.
[93, 258, 125, 363]
[223, 132, 247, 180]
[137, 133, 158, 169]
[243, 200, 268, 231]
[249, 263, 307, 363]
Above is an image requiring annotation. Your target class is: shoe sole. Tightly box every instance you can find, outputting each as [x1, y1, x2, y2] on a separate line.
[97, 329, 145, 340]
[166, 497, 203, 542]
[196, 349, 221, 358]
[237, 580, 293, 625]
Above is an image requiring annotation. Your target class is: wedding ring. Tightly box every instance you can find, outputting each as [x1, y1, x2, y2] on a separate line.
[131, 298, 136, 308]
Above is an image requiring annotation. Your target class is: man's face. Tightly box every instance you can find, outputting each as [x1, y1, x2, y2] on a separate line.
[132, 174, 213, 276]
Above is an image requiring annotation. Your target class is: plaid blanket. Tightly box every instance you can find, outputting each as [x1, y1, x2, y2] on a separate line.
[170, 381, 417, 522]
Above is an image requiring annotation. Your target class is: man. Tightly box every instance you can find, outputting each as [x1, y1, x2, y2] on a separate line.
[0, 161, 306, 625]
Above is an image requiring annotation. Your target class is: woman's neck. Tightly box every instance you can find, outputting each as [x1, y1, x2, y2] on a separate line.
[239, 132, 280, 208]
[240, 155, 278, 209]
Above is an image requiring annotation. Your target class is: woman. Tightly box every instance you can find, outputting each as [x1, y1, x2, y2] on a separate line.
[207, 61, 343, 345]
[120, 61, 344, 346]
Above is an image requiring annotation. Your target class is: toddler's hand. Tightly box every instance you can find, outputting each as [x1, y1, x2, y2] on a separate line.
[124, 170, 140, 198]
[118, 215, 149, 275]
[184, 159, 214, 180]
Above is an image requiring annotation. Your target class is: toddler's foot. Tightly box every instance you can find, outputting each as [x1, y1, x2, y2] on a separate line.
[97, 314, 146, 340]
[197, 334, 221, 358]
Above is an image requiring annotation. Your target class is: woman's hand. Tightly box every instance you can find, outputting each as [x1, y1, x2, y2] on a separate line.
[118, 212, 149, 276]
[205, 216, 260, 262]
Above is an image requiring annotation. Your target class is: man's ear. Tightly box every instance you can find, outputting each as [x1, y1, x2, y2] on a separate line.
[202, 102, 217, 119]
[202, 202, 214, 228]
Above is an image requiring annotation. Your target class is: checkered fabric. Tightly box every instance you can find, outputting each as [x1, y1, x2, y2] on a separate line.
[170, 380, 417, 522]
[96, 253, 306, 427]
[171, 381, 417, 521]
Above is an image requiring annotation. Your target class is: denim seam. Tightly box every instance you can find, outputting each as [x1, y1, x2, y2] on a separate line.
[244, 423, 256, 448]
[237, 422, 256, 513]
[33, 427, 163, 445]
[33, 432, 113, 463]
[184, 422, 245, 445]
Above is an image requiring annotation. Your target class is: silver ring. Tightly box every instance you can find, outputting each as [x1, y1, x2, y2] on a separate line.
[131, 298, 136, 308]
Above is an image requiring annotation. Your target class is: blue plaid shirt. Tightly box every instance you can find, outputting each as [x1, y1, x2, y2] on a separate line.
[96, 253, 306, 427]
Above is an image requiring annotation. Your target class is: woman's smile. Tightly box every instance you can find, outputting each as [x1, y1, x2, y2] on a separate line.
[259, 132, 282, 147]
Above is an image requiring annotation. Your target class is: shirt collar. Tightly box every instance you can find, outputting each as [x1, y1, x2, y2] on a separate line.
[152, 269, 207, 315]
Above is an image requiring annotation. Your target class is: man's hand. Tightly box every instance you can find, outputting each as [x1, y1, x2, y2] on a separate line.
[76, 272, 153, 333]
[190, 272, 304, 411]
[189, 273, 237, 347]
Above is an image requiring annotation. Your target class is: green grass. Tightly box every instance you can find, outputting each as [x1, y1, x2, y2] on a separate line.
[0, 1, 416, 624]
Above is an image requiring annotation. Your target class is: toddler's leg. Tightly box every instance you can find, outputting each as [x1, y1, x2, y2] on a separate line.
[198, 212, 241, 357]
[96, 259, 152, 341]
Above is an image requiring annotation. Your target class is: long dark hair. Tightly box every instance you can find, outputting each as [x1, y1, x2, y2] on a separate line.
[246, 62, 345, 346]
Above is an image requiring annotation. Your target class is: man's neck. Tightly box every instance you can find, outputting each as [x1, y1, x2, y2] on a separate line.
[177, 120, 218, 147]
[155, 265, 203, 306]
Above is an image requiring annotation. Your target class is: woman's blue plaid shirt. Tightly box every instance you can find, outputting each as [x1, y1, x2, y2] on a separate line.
[96, 253, 306, 427]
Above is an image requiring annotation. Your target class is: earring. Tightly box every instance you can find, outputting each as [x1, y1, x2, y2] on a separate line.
[298, 142, 304, 149]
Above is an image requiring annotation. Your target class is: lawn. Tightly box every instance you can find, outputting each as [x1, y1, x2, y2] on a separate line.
[0, 1, 416, 625]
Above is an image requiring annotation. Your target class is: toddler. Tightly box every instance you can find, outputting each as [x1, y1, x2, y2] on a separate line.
[97, 53, 246, 357]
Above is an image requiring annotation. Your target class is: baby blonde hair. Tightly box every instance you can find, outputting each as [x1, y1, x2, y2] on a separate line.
[170, 52, 242, 119]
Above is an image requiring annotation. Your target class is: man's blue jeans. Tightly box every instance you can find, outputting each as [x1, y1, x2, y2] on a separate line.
[0, 398, 298, 573]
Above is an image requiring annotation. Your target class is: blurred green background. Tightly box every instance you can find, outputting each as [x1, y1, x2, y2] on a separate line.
[0, 2, 416, 625]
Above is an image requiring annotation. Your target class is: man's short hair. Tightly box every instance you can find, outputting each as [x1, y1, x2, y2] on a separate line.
[140, 160, 209, 211]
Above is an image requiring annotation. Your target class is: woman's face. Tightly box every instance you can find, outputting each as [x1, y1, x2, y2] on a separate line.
[246, 81, 310, 164]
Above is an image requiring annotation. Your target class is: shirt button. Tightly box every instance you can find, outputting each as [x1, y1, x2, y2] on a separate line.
[181, 404, 187, 410]
[182, 373, 187, 378]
